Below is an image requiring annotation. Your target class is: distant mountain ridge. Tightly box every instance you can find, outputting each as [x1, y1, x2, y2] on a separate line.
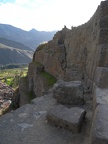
[0, 24, 56, 65]
[0, 24, 56, 49]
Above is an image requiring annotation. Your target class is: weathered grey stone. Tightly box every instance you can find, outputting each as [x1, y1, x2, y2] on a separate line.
[98, 44, 108, 67]
[98, 28, 108, 44]
[101, 1, 108, 17]
[94, 67, 108, 89]
[53, 81, 84, 105]
[19, 76, 29, 106]
[90, 104, 108, 144]
[93, 84, 108, 110]
[100, 16, 108, 28]
[47, 105, 86, 133]
[0, 94, 91, 144]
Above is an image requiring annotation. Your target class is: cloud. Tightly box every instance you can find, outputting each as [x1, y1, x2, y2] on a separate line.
[0, 0, 102, 31]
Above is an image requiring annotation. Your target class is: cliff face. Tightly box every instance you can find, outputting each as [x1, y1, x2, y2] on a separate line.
[31, 1, 108, 91]
[31, 5, 98, 88]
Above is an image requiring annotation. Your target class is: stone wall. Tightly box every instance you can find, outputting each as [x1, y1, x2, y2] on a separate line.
[28, 1, 108, 143]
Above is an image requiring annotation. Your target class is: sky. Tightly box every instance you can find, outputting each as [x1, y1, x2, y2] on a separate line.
[0, 0, 104, 31]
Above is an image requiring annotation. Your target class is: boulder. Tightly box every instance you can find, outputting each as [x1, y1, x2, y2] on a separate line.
[47, 105, 86, 133]
[53, 80, 84, 105]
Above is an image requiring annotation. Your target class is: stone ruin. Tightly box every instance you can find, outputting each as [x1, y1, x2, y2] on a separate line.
[0, 0, 108, 144]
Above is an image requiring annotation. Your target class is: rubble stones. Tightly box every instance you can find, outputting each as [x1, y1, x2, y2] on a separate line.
[47, 105, 86, 133]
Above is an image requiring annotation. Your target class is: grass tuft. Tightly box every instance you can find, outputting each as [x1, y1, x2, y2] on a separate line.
[40, 71, 57, 87]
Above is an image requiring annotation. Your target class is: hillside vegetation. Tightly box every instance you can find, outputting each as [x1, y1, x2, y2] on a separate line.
[0, 67, 28, 88]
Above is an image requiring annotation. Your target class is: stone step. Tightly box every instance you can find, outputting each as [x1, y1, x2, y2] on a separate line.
[47, 105, 86, 133]
[53, 80, 84, 105]
[0, 94, 89, 144]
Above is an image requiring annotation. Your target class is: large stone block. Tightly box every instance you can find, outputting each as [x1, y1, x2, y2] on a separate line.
[94, 67, 108, 89]
[53, 80, 84, 105]
[90, 104, 108, 144]
[47, 105, 86, 133]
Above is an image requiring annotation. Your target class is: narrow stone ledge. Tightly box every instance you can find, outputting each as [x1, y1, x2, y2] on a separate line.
[47, 105, 86, 133]
[90, 104, 108, 144]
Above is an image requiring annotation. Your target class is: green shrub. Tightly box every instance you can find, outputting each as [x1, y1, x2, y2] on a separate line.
[40, 71, 57, 87]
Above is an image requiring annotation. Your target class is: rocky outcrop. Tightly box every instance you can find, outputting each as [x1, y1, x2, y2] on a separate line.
[28, 62, 56, 98]
[0, 0, 108, 144]
[33, 8, 100, 85]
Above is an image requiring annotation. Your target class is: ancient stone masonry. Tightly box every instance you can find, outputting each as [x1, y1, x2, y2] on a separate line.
[0, 0, 108, 144]
[28, 0, 108, 143]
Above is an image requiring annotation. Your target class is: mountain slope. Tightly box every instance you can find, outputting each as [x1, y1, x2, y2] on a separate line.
[0, 37, 33, 51]
[0, 43, 33, 65]
[0, 24, 56, 49]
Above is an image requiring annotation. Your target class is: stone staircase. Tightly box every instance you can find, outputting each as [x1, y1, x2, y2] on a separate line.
[0, 81, 93, 144]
